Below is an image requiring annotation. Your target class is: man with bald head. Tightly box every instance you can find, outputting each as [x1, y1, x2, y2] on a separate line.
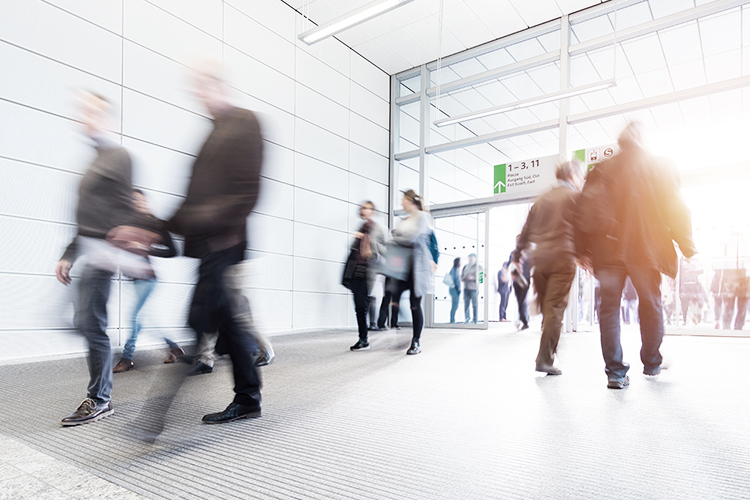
[577, 122, 696, 389]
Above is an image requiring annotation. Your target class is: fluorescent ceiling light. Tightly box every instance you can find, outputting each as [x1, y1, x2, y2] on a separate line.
[298, 0, 415, 45]
[434, 79, 617, 127]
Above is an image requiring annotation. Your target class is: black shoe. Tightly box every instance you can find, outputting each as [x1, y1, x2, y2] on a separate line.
[61, 399, 114, 427]
[607, 376, 630, 389]
[202, 402, 261, 424]
[394, 326, 401, 331]
[350, 340, 370, 351]
[255, 351, 275, 367]
[406, 341, 421, 355]
[188, 362, 213, 376]
[519, 323, 530, 331]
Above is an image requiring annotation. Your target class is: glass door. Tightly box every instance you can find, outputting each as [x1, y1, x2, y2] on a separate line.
[428, 211, 488, 329]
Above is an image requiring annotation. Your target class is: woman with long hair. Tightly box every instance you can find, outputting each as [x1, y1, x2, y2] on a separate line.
[348, 201, 385, 351]
[389, 189, 434, 355]
[449, 257, 462, 323]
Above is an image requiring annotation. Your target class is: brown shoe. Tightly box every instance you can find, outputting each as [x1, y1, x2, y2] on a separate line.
[61, 399, 114, 426]
[164, 346, 185, 364]
[113, 358, 134, 373]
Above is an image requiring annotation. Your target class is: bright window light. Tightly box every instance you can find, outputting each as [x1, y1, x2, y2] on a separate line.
[299, 0, 415, 45]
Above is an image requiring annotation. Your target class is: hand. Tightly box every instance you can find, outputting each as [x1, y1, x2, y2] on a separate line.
[431, 261, 438, 273]
[353, 232, 364, 239]
[56, 259, 72, 285]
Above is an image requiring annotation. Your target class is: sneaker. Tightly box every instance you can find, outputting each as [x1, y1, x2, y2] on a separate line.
[350, 340, 370, 351]
[255, 351, 275, 367]
[61, 399, 114, 426]
[406, 341, 421, 355]
[113, 358, 133, 373]
[607, 376, 630, 389]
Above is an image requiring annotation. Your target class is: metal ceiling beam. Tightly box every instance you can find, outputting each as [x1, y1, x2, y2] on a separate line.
[425, 119, 559, 156]
[569, 0, 749, 56]
[568, 0, 646, 24]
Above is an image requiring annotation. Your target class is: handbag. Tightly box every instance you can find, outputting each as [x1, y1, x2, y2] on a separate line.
[341, 249, 358, 290]
[442, 271, 454, 288]
[378, 241, 413, 281]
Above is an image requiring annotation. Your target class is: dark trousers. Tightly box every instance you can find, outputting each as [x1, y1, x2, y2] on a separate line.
[533, 260, 576, 367]
[597, 264, 664, 381]
[719, 294, 749, 330]
[513, 281, 529, 326]
[75, 264, 114, 404]
[188, 244, 261, 408]
[378, 278, 396, 329]
[449, 287, 460, 323]
[350, 278, 369, 341]
[391, 274, 423, 341]
[498, 282, 510, 320]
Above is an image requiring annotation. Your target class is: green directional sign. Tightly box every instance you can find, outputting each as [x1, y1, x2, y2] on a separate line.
[493, 163, 507, 194]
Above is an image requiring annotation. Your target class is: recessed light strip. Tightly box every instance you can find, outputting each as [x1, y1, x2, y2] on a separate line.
[299, 0, 415, 45]
[434, 79, 617, 127]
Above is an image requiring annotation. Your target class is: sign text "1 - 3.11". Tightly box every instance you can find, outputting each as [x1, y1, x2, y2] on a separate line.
[508, 159, 540, 171]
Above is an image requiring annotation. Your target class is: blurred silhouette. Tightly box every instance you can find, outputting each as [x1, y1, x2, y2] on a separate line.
[166, 61, 264, 424]
[509, 241, 531, 330]
[345, 201, 385, 351]
[620, 276, 638, 325]
[387, 189, 434, 355]
[56, 92, 135, 426]
[449, 257, 461, 323]
[513, 159, 584, 375]
[497, 262, 511, 322]
[577, 121, 697, 389]
[461, 253, 480, 324]
[678, 257, 706, 326]
[112, 189, 183, 373]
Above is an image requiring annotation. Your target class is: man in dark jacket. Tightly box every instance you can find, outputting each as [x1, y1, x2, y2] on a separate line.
[577, 122, 697, 389]
[55, 92, 134, 426]
[513, 159, 584, 375]
[167, 64, 264, 423]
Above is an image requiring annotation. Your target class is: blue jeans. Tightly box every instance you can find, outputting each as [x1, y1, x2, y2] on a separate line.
[122, 278, 156, 360]
[464, 289, 478, 323]
[74, 264, 114, 404]
[449, 287, 460, 323]
[597, 264, 664, 381]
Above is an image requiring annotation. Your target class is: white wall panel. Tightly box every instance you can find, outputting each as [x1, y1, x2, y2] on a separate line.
[293, 222, 349, 263]
[262, 142, 295, 185]
[0, 217, 76, 275]
[0, 329, 88, 363]
[294, 153, 349, 201]
[0, 42, 122, 122]
[351, 113, 389, 157]
[244, 289, 293, 330]
[348, 173, 388, 211]
[122, 89, 213, 156]
[349, 144, 389, 185]
[254, 177, 295, 220]
[123, 137, 194, 197]
[295, 84, 350, 139]
[247, 214, 294, 256]
[293, 257, 346, 294]
[296, 31, 351, 78]
[120, 280, 193, 330]
[0, 0, 122, 82]
[123, 0, 221, 66]
[351, 52, 390, 102]
[294, 118, 350, 169]
[0, 159, 79, 223]
[149, 0, 223, 39]
[294, 188, 350, 232]
[224, 46, 295, 114]
[233, 94, 296, 150]
[350, 82, 390, 130]
[247, 252, 293, 291]
[44, 0, 123, 35]
[292, 291, 350, 329]
[296, 49, 350, 108]
[226, 0, 296, 43]
[224, 5, 295, 79]
[0, 101, 96, 173]
[122, 41, 205, 117]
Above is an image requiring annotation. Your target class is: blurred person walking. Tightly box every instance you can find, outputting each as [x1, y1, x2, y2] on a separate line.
[497, 262, 511, 321]
[112, 189, 183, 373]
[577, 122, 696, 389]
[166, 63, 264, 423]
[509, 239, 532, 330]
[620, 277, 638, 325]
[56, 92, 136, 426]
[513, 159, 584, 375]
[461, 253, 480, 323]
[345, 201, 385, 351]
[388, 190, 434, 355]
[448, 257, 461, 323]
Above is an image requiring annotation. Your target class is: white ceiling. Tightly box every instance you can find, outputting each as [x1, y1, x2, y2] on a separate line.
[289, 0, 605, 74]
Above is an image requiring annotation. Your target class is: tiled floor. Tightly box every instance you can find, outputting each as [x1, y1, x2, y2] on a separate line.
[1, 325, 749, 499]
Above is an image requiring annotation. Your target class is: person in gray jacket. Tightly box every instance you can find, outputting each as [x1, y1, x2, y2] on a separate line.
[348, 201, 386, 351]
[389, 189, 434, 355]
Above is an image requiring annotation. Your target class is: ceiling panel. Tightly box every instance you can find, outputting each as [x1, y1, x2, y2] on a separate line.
[502, 73, 545, 100]
[607, 75, 644, 104]
[505, 38, 547, 62]
[648, 0, 695, 19]
[658, 22, 703, 66]
[571, 14, 613, 42]
[528, 102, 561, 121]
[441, 3, 495, 49]
[476, 48, 517, 70]
[556, 0, 603, 15]
[622, 34, 667, 74]
[578, 88, 617, 111]
[635, 67, 674, 98]
[511, 0, 562, 28]
[474, 80, 520, 106]
[465, 0, 528, 39]
[527, 63, 561, 94]
[537, 30, 562, 52]
[704, 49, 742, 83]
[606, 1, 652, 31]
[586, 45, 633, 79]
[569, 54, 602, 86]
[407, 15, 465, 56]
[699, 9, 742, 57]
[668, 59, 707, 91]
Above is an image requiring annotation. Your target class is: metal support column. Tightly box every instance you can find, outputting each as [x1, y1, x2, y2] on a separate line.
[389, 75, 400, 230]
[558, 13, 570, 162]
[419, 64, 429, 203]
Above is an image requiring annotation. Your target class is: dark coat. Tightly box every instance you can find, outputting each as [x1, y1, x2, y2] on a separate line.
[576, 147, 696, 279]
[168, 107, 263, 258]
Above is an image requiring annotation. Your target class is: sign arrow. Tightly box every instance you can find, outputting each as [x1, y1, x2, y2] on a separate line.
[494, 180, 506, 190]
